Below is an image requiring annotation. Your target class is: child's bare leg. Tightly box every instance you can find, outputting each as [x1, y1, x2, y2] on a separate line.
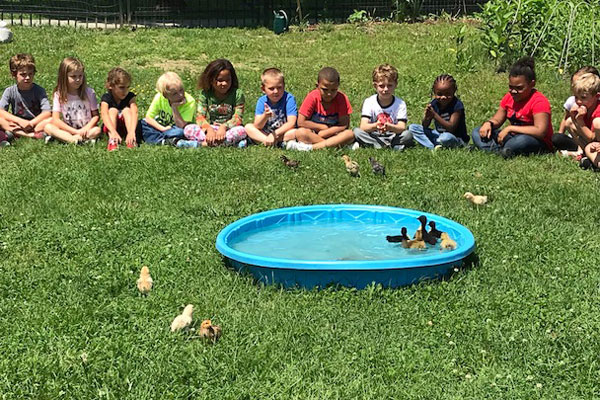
[282, 129, 297, 142]
[121, 107, 137, 137]
[44, 123, 81, 143]
[584, 142, 600, 168]
[34, 118, 51, 134]
[245, 123, 269, 144]
[312, 129, 355, 150]
[87, 126, 102, 140]
[295, 128, 324, 145]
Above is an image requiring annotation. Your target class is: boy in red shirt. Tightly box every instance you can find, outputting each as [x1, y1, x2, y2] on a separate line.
[287, 67, 355, 151]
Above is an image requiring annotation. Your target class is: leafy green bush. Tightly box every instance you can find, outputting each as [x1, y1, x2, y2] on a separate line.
[478, 0, 600, 73]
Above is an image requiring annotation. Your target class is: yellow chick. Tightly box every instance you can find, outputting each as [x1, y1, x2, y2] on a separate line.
[342, 155, 360, 177]
[440, 232, 457, 250]
[199, 319, 223, 342]
[136, 266, 153, 294]
[464, 192, 488, 205]
[170, 304, 194, 332]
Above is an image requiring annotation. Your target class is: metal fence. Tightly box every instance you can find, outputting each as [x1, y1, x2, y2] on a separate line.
[0, 0, 487, 28]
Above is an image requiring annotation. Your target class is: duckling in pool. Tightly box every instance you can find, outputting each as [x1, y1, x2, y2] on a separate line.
[440, 232, 457, 250]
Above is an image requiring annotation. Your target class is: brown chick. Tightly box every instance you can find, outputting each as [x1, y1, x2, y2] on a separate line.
[136, 266, 153, 294]
[199, 319, 223, 342]
[281, 154, 300, 168]
[464, 192, 488, 205]
[342, 155, 360, 177]
[170, 304, 194, 332]
[405, 228, 426, 249]
[440, 232, 457, 250]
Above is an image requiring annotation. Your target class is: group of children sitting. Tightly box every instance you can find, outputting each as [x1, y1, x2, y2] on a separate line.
[2, 53, 600, 170]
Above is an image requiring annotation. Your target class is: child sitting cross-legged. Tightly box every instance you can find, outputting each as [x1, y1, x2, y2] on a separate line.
[288, 67, 354, 151]
[408, 73, 468, 149]
[100, 67, 142, 151]
[140, 71, 196, 146]
[353, 63, 412, 150]
[0, 53, 52, 143]
[245, 67, 297, 147]
[563, 73, 600, 170]
[44, 57, 101, 144]
[193, 59, 247, 148]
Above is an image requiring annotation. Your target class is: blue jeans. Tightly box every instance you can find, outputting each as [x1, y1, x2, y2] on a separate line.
[141, 120, 185, 145]
[471, 126, 547, 157]
[408, 124, 465, 149]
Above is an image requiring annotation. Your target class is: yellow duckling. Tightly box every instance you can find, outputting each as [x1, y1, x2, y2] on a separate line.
[342, 155, 360, 177]
[464, 192, 488, 205]
[440, 232, 457, 250]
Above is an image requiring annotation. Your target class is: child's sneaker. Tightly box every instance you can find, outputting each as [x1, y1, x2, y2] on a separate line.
[286, 140, 312, 151]
[5, 131, 14, 142]
[351, 142, 360, 150]
[0, 140, 10, 147]
[392, 144, 405, 151]
[579, 156, 593, 170]
[44, 135, 54, 144]
[33, 131, 47, 140]
[107, 138, 118, 151]
[237, 139, 248, 148]
[176, 139, 199, 148]
[126, 141, 136, 149]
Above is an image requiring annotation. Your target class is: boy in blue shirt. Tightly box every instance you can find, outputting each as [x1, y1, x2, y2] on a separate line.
[245, 68, 297, 147]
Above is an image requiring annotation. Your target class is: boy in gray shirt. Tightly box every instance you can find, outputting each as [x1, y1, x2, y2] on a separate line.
[0, 53, 51, 140]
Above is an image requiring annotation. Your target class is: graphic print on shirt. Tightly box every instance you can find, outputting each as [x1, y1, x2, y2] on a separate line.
[310, 111, 338, 126]
[377, 112, 393, 125]
[156, 109, 174, 127]
[265, 108, 285, 133]
[63, 100, 91, 129]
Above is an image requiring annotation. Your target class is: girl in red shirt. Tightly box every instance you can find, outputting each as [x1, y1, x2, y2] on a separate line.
[472, 57, 553, 158]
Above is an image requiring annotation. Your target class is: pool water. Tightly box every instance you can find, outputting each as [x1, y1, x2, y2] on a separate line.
[229, 220, 447, 261]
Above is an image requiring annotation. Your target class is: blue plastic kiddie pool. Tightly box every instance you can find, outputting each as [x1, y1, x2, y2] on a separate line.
[216, 204, 475, 289]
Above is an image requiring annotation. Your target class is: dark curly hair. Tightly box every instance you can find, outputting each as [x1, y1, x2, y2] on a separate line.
[197, 58, 239, 93]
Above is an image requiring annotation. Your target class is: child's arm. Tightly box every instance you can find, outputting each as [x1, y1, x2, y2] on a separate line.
[170, 101, 187, 129]
[0, 109, 29, 129]
[569, 105, 600, 142]
[384, 120, 407, 134]
[497, 112, 549, 144]
[557, 109, 570, 134]
[359, 116, 379, 133]
[28, 111, 51, 127]
[274, 115, 297, 140]
[79, 110, 100, 138]
[223, 92, 244, 129]
[100, 102, 119, 139]
[430, 109, 463, 133]
[316, 115, 350, 139]
[478, 106, 507, 139]
[297, 113, 329, 132]
[253, 104, 273, 130]
[144, 116, 170, 132]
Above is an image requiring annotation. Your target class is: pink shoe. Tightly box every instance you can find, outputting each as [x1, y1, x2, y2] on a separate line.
[107, 138, 118, 151]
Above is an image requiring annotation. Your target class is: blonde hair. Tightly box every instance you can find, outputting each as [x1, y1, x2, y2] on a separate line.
[261, 67, 285, 85]
[106, 67, 131, 89]
[9, 53, 36, 75]
[156, 71, 183, 96]
[372, 64, 398, 84]
[54, 57, 87, 104]
[572, 73, 600, 97]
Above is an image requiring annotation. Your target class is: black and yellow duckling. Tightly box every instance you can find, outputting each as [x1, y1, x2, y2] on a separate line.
[440, 232, 457, 250]
[428, 221, 443, 239]
[342, 155, 360, 177]
[386, 227, 410, 243]
[281, 154, 300, 168]
[416, 215, 437, 245]
[368, 157, 386, 176]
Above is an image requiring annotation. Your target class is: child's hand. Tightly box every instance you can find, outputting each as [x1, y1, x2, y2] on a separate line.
[497, 126, 512, 144]
[77, 127, 88, 139]
[264, 133, 275, 147]
[424, 103, 434, 120]
[170, 98, 186, 107]
[216, 124, 226, 143]
[479, 123, 492, 139]
[264, 105, 273, 118]
[125, 133, 136, 146]
[590, 142, 600, 152]
[109, 132, 121, 143]
[576, 105, 588, 120]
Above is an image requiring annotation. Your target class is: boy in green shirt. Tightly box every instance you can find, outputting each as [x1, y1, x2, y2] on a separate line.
[141, 71, 196, 145]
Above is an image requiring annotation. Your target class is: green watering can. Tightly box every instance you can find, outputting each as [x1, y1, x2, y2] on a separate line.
[273, 10, 288, 34]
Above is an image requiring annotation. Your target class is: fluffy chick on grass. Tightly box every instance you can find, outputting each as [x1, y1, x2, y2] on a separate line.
[137, 266, 153, 294]
[464, 192, 488, 205]
[171, 304, 194, 332]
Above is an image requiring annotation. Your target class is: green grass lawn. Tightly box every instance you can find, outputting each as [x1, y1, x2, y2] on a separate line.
[1, 22, 600, 399]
